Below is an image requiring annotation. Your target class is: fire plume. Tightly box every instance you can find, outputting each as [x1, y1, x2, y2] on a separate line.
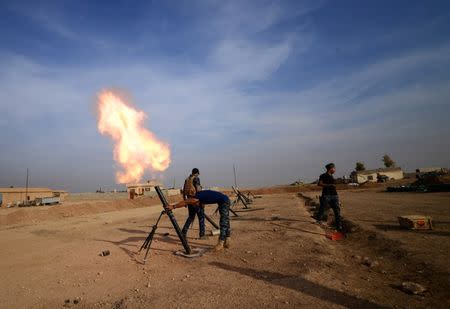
[96, 90, 171, 183]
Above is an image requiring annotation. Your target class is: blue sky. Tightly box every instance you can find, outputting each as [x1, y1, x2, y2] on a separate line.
[1, 0, 449, 192]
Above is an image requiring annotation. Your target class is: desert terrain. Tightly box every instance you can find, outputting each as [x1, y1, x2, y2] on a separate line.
[0, 187, 449, 308]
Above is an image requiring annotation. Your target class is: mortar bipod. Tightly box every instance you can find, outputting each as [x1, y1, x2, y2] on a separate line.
[138, 186, 192, 263]
[232, 186, 251, 209]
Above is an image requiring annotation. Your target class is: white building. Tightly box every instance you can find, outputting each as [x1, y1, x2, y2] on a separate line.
[351, 167, 404, 184]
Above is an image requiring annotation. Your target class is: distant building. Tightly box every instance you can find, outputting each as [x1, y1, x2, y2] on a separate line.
[0, 188, 68, 208]
[126, 180, 163, 199]
[350, 167, 404, 184]
[415, 167, 446, 174]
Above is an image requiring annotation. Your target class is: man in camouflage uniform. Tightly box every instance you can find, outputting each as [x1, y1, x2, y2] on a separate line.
[181, 168, 206, 239]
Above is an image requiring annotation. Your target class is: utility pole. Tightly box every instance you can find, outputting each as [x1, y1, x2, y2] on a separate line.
[233, 164, 238, 188]
[25, 168, 29, 206]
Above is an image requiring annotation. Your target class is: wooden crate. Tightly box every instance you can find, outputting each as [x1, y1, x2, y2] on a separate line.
[398, 215, 433, 230]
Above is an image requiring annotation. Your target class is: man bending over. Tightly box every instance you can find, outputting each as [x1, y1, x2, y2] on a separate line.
[169, 190, 231, 252]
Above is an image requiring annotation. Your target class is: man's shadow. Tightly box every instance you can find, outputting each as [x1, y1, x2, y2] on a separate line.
[209, 262, 389, 309]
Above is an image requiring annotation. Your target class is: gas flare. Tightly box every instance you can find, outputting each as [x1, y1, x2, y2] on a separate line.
[96, 90, 171, 183]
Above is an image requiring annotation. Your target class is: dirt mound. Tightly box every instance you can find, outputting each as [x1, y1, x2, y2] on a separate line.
[248, 183, 386, 195]
[0, 195, 182, 228]
[248, 185, 320, 195]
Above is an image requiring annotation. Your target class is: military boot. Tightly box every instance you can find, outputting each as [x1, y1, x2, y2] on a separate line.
[224, 237, 231, 249]
[213, 239, 225, 252]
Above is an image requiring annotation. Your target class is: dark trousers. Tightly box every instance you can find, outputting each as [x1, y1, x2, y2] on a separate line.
[317, 195, 342, 230]
[182, 205, 205, 237]
[218, 200, 231, 241]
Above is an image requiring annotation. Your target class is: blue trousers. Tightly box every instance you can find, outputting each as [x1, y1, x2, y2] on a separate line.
[317, 195, 342, 230]
[218, 200, 231, 241]
[182, 205, 205, 237]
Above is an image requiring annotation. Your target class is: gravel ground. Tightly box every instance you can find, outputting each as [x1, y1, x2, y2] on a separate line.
[0, 191, 448, 308]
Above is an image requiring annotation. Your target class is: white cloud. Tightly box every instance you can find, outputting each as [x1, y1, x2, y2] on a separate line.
[1, 1, 449, 190]
[209, 39, 292, 82]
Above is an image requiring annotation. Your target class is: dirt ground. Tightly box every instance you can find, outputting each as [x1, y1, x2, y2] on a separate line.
[341, 190, 450, 273]
[302, 188, 450, 307]
[0, 191, 448, 308]
[302, 189, 450, 273]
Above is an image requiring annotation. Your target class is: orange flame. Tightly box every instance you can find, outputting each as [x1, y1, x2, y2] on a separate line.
[96, 90, 171, 183]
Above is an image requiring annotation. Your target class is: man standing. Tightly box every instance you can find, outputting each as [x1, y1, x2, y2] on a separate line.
[195, 190, 231, 252]
[181, 168, 206, 239]
[316, 163, 343, 231]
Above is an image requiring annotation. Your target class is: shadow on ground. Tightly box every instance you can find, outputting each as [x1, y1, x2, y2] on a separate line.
[210, 262, 389, 309]
[118, 228, 147, 234]
[233, 207, 265, 213]
[95, 234, 173, 264]
[270, 222, 326, 236]
[374, 224, 450, 237]
[231, 216, 309, 223]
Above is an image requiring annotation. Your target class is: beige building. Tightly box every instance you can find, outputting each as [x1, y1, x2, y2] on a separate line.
[126, 180, 163, 199]
[352, 167, 404, 184]
[416, 167, 446, 173]
[0, 188, 68, 208]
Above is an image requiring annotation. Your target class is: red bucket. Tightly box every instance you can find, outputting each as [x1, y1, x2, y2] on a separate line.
[326, 231, 345, 241]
